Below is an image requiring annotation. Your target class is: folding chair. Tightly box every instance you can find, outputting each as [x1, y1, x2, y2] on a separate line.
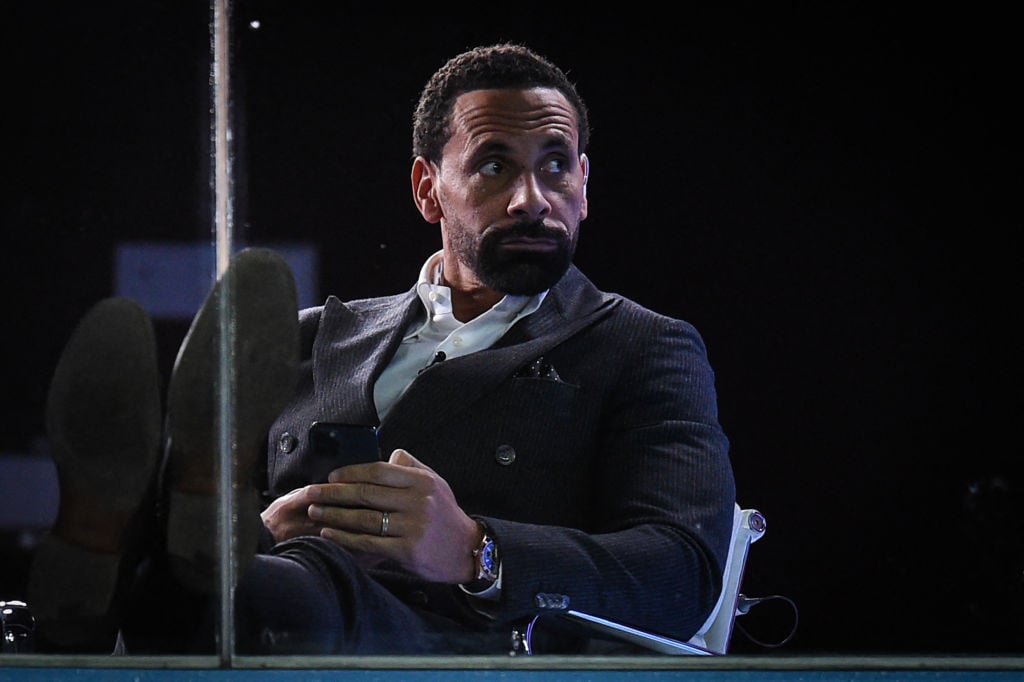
[517, 504, 767, 655]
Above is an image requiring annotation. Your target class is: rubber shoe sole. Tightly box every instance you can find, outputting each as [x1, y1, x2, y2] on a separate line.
[164, 247, 300, 593]
[27, 296, 162, 650]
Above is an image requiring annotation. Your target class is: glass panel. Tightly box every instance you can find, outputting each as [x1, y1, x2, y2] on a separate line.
[3, 0, 220, 657]
[1, 0, 1018, 674]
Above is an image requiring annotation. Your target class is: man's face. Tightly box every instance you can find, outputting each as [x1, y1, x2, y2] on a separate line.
[425, 87, 589, 296]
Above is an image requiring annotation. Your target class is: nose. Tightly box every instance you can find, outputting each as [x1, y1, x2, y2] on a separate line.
[507, 172, 551, 220]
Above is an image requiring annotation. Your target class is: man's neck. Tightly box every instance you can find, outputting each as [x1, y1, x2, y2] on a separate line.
[437, 254, 503, 322]
[449, 287, 503, 322]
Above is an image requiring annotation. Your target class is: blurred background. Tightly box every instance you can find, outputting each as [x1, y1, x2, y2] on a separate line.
[2, 1, 1019, 656]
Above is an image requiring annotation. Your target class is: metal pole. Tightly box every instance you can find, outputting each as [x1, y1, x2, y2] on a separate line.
[210, 0, 235, 665]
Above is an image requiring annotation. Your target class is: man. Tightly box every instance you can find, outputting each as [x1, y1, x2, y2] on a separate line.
[28, 43, 736, 655]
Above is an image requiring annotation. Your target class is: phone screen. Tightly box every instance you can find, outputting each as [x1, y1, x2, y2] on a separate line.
[308, 422, 381, 482]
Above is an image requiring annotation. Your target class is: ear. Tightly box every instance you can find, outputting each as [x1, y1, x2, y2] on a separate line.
[579, 153, 590, 221]
[411, 157, 443, 224]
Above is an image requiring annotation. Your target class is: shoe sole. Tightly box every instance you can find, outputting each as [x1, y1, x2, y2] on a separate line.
[44, 297, 162, 511]
[28, 296, 162, 649]
[165, 247, 300, 592]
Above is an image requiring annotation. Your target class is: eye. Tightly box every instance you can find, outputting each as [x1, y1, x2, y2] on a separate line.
[541, 157, 568, 175]
[479, 160, 505, 177]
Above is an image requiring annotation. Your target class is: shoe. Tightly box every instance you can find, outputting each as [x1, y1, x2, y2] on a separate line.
[164, 247, 300, 593]
[26, 297, 162, 650]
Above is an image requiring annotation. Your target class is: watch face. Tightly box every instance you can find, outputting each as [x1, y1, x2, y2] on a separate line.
[477, 536, 498, 581]
[481, 541, 495, 571]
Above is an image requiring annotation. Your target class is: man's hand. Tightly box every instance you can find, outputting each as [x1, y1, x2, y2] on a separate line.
[304, 449, 482, 584]
[261, 485, 324, 542]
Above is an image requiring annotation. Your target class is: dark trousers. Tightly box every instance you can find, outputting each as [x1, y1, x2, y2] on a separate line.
[120, 533, 513, 655]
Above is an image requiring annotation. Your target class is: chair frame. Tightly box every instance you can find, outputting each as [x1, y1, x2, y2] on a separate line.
[546, 505, 766, 656]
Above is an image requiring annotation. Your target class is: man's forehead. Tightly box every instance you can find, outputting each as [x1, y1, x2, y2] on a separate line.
[449, 87, 578, 145]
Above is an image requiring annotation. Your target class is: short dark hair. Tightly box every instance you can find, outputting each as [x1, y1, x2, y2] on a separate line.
[412, 43, 591, 163]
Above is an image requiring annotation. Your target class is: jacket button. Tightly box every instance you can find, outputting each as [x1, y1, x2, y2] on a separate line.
[278, 432, 297, 454]
[494, 444, 516, 466]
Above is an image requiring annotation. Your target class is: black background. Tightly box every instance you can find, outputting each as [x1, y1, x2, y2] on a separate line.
[3, 2, 1020, 656]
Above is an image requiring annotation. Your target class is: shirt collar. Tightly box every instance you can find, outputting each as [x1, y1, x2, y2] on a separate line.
[406, 250, 547, 340]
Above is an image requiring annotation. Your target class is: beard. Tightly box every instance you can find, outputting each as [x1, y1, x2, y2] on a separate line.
[450, 219, 577, 296]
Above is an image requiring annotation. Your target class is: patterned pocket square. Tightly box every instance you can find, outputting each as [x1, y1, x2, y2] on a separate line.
[514, 356, 563, 381]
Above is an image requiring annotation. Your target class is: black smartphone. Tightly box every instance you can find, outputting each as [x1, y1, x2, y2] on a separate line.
[308, 422, 381, 482]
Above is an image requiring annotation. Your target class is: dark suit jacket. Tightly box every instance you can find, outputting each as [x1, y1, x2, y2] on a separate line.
[263, 264, 736, 643]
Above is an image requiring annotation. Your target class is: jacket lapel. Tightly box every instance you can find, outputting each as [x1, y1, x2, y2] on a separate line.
[312, 291, 420, 424]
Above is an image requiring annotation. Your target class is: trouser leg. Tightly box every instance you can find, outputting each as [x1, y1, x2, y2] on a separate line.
[237, 536, 460, 655]
[122, 533, 506, 655]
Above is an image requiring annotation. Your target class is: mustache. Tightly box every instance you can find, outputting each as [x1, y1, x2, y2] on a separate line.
[493, 220, 564, 240]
